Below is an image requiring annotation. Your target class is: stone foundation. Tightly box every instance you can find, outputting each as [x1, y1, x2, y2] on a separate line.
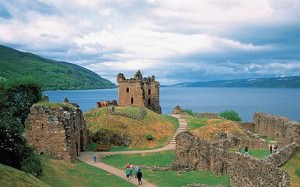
[173, 131, 291, 187]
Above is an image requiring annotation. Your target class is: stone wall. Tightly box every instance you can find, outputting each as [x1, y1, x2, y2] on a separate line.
[25, 103, 88, 162]
[117, 70, 161, 114]
[263, 142, 300, 167]
[238, 122, 255, 132]
[173, 131, 290, 187]
[254, 113, 300, 145]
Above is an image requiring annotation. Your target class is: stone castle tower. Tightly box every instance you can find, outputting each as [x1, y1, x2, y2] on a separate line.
[117, 70, 161, 114]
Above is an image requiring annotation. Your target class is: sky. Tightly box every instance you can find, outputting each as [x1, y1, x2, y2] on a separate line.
[0, 0, 300, 84]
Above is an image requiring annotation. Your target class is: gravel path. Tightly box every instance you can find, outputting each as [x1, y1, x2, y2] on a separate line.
[78, 114, 187, 187]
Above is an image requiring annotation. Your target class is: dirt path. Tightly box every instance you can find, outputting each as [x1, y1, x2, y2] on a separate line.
[78, 114, 187, 187]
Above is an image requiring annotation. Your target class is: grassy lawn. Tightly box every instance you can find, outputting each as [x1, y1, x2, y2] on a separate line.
[102, 151, 230, 187]
[40, 157, 133, 187]
[282, 151, 300, 187]
[228, 147, 270, 159]
[0, 164, 49, 187]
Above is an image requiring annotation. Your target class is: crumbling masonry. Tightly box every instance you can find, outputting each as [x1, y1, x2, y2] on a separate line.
[25, 103, 88, 162]
[117, 70, 161, 113]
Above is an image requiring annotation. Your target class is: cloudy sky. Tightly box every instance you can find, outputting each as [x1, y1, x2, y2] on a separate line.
[0, 0, 300, 84]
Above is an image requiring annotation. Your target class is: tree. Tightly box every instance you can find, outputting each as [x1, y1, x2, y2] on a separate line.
[0, 79, 42, 176]
[219, 110, 242, 122]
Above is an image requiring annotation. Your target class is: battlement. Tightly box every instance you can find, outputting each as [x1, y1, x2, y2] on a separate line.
[117, 70, 161, 113]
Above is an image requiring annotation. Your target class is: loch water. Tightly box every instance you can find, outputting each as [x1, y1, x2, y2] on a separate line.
[44, 87, 300, 122]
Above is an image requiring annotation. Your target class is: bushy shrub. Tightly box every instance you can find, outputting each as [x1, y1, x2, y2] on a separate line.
[219, 110, 242, 121]
[183, 109, 196, 116]
[21, 150, 42, 176]
[146, 134, 153, 141]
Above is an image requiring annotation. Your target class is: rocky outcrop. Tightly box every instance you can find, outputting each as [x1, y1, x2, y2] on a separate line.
[173, 131, 290, 187]
[25, 103, 88, 162]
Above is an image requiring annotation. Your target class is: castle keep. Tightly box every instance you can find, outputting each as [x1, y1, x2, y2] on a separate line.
[117, 70, 161, 113]
[25, 103, 88, 162]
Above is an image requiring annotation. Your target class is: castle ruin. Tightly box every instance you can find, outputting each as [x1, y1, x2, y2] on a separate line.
[117, 70, 161, 114]
[25, 103, 88, 162]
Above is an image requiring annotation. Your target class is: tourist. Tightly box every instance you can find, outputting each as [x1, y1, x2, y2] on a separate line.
[136, 168, 143, 185]
[125, 163, 133, 180]
[134, 165, 140, 178]
[273, 145, 278, 153]
[92, 155, 96, 163]
[269, 145, 273, 154]
[245, 146, 249, 156]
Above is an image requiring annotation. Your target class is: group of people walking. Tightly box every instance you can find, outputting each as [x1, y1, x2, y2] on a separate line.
[125, 163, 143, 185]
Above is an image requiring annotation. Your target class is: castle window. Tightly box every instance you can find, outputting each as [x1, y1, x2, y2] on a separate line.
[148, 89, 151, 94]
[131, 98, 134, 104]
[126, 88, 129, 93]
[41, 124, 44, 130]
[148, 98, 151, 105]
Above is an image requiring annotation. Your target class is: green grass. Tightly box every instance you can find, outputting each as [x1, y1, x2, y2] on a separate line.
[102, 151, 176, 168]
[282, 151, 300, 187]
[102, 151, 230, 187]
[145, 170, 230, 187]
[185, 115, 208, 130]
[0, 164, 49, 187]
[228, 148, 270, 159]
[40, 156, 134, 187]
[0, 44, 115, 90]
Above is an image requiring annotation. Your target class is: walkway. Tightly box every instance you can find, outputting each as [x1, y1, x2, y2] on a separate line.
[78, 114, 188, 187]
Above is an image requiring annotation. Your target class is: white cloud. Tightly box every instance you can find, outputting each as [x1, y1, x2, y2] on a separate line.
[0, 0, 300, 84]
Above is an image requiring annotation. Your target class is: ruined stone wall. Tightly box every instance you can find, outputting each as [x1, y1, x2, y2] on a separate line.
[117, 71, 161, 113]
[25, 104, 88, 162]
[238, 122, 255, 132]
[174, 132, 290, 187]
[254, 113, 300, 145]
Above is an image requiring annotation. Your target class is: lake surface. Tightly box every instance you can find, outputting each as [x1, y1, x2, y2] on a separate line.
[44, 87, 300, 122]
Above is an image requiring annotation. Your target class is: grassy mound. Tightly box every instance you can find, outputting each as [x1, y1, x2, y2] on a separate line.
[181, 113, 247, 142]
[0, 164, 49, 187]
[282, 151, 300, 187]
[85, 106, 179, 149]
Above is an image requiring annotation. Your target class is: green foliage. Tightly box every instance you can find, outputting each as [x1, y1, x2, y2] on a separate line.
[21, 152, 42, 176]
[219, 110, 242, 121]
[146, 134, 153, 141]
[0, 44, 115, 90]
[183, 109, 196, 116]
[0, 79, 42, 176]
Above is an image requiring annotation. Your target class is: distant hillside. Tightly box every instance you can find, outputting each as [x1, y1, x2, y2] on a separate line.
[173, 76, 300, 88]
[0, 45, 115, 90]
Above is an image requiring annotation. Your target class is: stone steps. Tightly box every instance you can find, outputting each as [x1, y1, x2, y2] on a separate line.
[168, 117, 188, 145]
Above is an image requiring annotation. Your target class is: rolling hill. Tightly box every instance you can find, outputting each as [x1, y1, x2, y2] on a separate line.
[0, 45, 115, 90]
[173, 76, 300, 88]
